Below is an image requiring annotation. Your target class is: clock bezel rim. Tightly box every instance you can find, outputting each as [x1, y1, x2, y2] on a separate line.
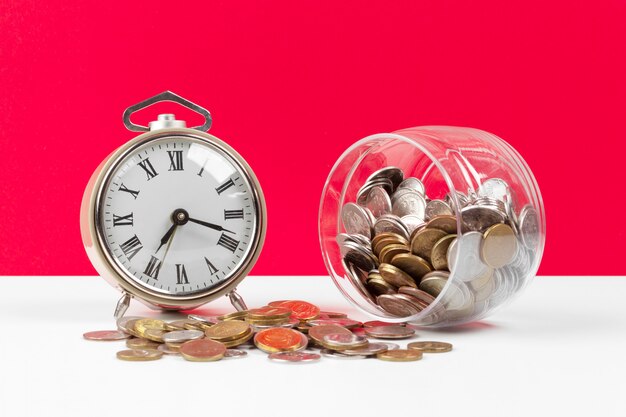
[83, 128, 266, 308]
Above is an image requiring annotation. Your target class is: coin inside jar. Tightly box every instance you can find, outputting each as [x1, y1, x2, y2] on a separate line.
[379, 263, 417, 288]
[390, 253, 432, 281]
[378, 243, 410, 264]
[481, 223, 518, 268]
[377, 294, 420, 317]
[364, 326, 415, 339]
[425, 215, 458, 234]
[430, 234, 456, 270]
[411, 228, 447, 261]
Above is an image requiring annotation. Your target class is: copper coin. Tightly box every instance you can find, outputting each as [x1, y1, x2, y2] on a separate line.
[180, 339, 227, 362]
[377, 294, 420, 317]
[377, 349, 423, 362]
[398, 286, 436, 305]
[363, 321, 406, 328]
[319, 311, 348, 319]
[390, 253, 432, 281]
[268, 351, 321, 363]
[254, 328, 304, 353]
[481, 223, 518, 268]
[275, 300, 321, 321]
[83, 330, 130, 341]
[366, 277, 397, 295]
[365, 325, 415, 339]
[309, 324, 352, 345]
[411, 228, 448, 261]
[379, 263, 417, 288]
[408, 341, 453, 353]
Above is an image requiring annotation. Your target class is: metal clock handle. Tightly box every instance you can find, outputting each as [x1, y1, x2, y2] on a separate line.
[228, 290, 248, 311]
[122, 91, 213, 132]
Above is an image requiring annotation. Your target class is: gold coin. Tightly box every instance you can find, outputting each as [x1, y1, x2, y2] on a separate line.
[221, 329, 254, 347]
[134, 319, 166, 338]
[204, 321, 251, 342]
[390, 253, 432, 281]
[218, 310, 249, 321]
[430, 234, 456, 270]
[166, 320, 196, 331]
[376, 349, 423, 362]
[407, 341, 453, 353]
[481, 223, 517, 268]
[426, 215, 458, 234]
[143, 328, 167, 343]
[419, 274, 448, 297]
[247, 306, 292, 320]
[379, 263, 417, 288]
[126, 338, 161, 349]
[123, 319, 143, 337]
[411, 228, 447, 261]
[373, 237, 408, 257]
[372, 232, 409, 249]
[378, 244, 410, 264]
[366, 277, 397, 295]
[165, 342, 184, 352]
[183, 322, 205, 331]
[116, 349, 163, 361]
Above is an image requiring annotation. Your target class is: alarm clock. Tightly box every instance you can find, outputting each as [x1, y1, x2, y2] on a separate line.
[80, 91, 267, 318]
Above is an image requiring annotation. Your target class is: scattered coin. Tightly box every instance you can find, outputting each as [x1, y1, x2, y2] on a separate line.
[157, 344, 180, 355]
[116, 349, 163, 361]
[224, 349, 248, 359]
[407, 341, 453, 353]
[83, 330, 130, 341]
[254, 328, 305, 353]
[322, 333, 369, 350]
[376, 349, 423, 362]
[126, 338, 160, 349]
[180, 339, 227, 362]
[341, 343, 389, 356]
[162, 330, 204, 344]
[268, 351, 321, 363]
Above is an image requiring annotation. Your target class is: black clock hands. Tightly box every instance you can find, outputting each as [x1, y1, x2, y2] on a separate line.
[188, 217, 235, 234]
[156, 222, 178, 252]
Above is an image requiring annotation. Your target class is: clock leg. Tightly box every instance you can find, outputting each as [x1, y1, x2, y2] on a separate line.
[227, 290, 248, 311]
[114, 292, 132, 319]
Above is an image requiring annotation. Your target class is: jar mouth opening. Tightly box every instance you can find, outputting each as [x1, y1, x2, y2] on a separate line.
[319, 132, 464, 324]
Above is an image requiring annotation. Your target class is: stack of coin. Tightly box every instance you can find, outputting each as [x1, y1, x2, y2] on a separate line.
[85, 299, 453, 364]
[339, 168, 539, 324]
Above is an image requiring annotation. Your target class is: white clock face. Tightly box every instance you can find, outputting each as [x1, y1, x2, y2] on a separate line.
[98, 136, 259, 297]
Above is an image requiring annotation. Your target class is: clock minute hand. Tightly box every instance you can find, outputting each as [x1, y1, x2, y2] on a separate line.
[188, 217, 235, 234]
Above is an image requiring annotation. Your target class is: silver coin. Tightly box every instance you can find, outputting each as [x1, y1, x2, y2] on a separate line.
[341, 343, 390, 356]
[440, 279, 474, 311]
[341, 202, 373, 238]
[188, 314, 219, 325]
[320, 349, 369, 360]
[357, 179, 394, 205]
[425, 199, 453, 218]
[392, 191, 426, 218]
[373, 214, 410, 239]
[116, 316, 143, 334]
[341, 242, 378, 272]
[162, 330, 205, 343]
[365, 186, 392, 218]
[343, 260, 377, 303]
[461, 205, 507, 231]
[469, 272, 496, 303]
[477, 178, 511, 202]
[269, 351, 321, 363]
[397, 177, 425, 195]
[445, 191, 470, 209]
[224, 349, 248, 359]
[367, 167, 404, 190]
[157, 344, 180, 355]
[518, 204, 540, 250]
[378, 342, 400, 351]
[323, 333, 368, 348]
[447, 232, 491, 282]
[400, 215, 426, 235]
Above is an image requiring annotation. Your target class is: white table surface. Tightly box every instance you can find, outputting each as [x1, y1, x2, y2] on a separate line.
[1, 276, 625, 417]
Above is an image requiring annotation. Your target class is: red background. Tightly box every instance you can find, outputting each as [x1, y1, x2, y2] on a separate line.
[1, 1, 625, 276]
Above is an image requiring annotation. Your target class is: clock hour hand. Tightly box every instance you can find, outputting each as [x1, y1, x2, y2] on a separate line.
[188, 217, 235, 234]
[156, 223, 178, 252]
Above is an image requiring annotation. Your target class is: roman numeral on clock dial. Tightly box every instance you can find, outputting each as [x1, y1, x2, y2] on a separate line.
[176, 264, 189, 284]
[205, 257, 219, 275]
[217, 233, 240, 252]
[113, 212, 133, 226]
[224, 209, 244, 220]
[119, 235, 143, 260]
[143, 256, 162, 280]
[167, 150, 184, 171]
[215, 178, 235, 195]
[118, 183, 139, 199]
[138, 158, 158, 180]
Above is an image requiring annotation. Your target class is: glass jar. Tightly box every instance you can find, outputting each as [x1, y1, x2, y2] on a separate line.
[319, 126, 545, 327]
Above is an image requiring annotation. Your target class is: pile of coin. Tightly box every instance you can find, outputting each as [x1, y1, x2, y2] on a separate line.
[339, 167, 539, 324]
[84, 300, 452, 363]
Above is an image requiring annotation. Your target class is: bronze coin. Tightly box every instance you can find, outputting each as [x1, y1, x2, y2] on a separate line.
[390, 253, 432, 281]
[377, 349, 423, 362]
[180, 339, 227, 362]
[411, 228, 448, 261]
[379, 263, 417, 288]
[398, 286, 436, 305]
[430, 234, 457, 270]
[366, 277, 397, 295]
[408, 341, 453, 353]
[377, 294, 420, 317]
